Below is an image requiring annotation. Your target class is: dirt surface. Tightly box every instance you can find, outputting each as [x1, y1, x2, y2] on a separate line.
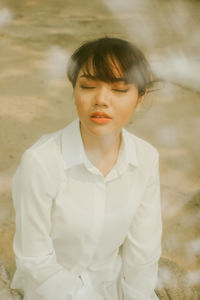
[0, 0, 200, 298]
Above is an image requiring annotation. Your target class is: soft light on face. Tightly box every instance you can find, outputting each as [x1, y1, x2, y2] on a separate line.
[73, 64, 144, 139]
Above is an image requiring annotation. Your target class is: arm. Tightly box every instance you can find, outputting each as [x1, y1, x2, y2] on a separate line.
[11, 149, 101, 300]
[121, 152, 162, 300]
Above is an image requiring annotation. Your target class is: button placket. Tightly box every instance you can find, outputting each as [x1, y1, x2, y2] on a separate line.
[87, 178, 106, 266]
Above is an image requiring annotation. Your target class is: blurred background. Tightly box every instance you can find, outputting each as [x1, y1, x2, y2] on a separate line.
[0, 0, 199, 299]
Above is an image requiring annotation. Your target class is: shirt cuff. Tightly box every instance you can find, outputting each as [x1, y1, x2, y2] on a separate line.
[35, 269, 82, 300]
[35, 268, 103, 300]
[73, 270, 104, 300]
[121, 277, 159, 300]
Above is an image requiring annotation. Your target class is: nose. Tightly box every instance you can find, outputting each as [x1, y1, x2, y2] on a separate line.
[94, 86, 110, 107]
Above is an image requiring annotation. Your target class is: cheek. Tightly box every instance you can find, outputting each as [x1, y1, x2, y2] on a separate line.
[74, 88, 90, 105]
[116, 98, 137, 114]
[74, 95, 89, 116]
[115, 100, 137, 123]
[120, 108, 134, 121]
[74, 91, 83, 107]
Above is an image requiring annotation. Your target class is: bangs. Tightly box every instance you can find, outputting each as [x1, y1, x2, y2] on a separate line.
[82, 53, 126, 82]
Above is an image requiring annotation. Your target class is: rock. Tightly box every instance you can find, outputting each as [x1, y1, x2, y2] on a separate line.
[155, 257, 199, 299]
[0, 263, 22, 300]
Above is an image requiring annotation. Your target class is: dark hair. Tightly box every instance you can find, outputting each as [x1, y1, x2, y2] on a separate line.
[67, 37, 156, 96]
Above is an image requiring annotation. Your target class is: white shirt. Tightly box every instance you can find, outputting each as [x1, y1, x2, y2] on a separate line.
[11, 118, 162, 300]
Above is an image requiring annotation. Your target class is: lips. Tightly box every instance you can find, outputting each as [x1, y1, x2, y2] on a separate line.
[90, 111, 111, 118]
[90, 111, 111, 124]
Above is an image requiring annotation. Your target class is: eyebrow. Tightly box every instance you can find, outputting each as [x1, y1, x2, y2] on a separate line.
[80, 74, 126, 82]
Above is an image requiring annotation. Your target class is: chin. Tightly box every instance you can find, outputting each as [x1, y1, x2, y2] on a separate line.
[90, 128, 112, 136]
[87, 125, 114, 136]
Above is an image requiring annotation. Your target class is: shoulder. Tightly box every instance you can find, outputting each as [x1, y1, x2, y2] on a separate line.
[28, 127, 62, 154]
[19, 127, 65, 178]
[25, 119, 78, 161]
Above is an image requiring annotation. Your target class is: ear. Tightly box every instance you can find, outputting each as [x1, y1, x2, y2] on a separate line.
[136, 94, 145, 108]
[138, 92, 146, 104]
[135, 93, 145, 112]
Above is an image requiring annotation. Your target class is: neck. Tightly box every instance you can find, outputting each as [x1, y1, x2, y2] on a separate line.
[79, 122, 121, 173]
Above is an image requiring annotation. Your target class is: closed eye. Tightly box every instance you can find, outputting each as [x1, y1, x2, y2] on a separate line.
[80, 85, 96, 89]
[112, 88, 129, 93]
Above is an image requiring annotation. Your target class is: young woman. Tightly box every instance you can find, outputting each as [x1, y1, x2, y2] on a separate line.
[11, 37, 162, 300]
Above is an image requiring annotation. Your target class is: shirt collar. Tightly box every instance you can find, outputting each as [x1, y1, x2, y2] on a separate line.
[61, 118, 139, 170]
[61, 118, 87, 169]
[121, 127, 139, 167]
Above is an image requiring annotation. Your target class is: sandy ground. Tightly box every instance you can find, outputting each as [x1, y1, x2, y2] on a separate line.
[0, 0, 200, 298]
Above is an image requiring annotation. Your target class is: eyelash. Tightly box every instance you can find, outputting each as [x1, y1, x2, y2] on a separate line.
[113, 89, 129, 93]
[80, 85, 95, 89]
[80, 85, 129, 93]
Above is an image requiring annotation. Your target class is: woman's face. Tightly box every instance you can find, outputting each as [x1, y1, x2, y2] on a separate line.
[74, 66, 144, 139]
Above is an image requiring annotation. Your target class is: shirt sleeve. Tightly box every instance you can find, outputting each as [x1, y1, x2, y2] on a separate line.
[120, 151, 162, 300]
[11, 149, 101, 300]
